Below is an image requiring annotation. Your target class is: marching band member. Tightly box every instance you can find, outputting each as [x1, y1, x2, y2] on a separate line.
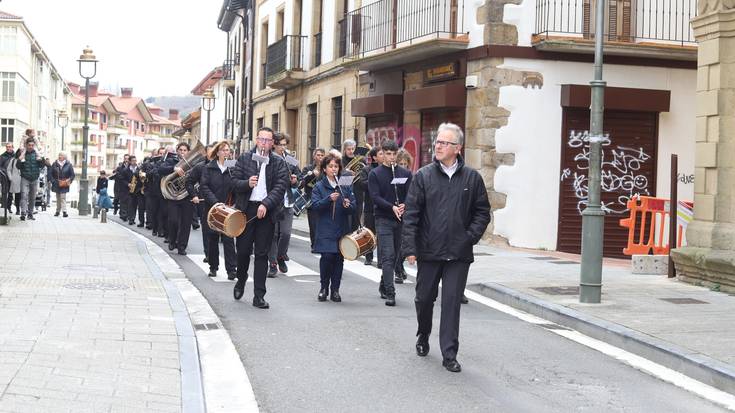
[311, 153, 355, 302]
[300, 148, 326, 252]
[342, 139, 365, 232]
[142, 148, 161, 232]
[401, 123, 491, 373]
[110, 154, 130, 220]
[199, 141, 237, 280]
[188, 142, 217, 263]
[166, 142, 194, 255]
[231, 127, 289, 309]
[359, 146, 383, 267]
[126, 156, 145, 227]
[367, 140, 412, 307]
[157, 145, 179, 242]
[268, 132, 300, 277]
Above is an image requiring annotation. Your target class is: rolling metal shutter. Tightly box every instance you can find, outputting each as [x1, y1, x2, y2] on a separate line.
[557, 108, 658, 258]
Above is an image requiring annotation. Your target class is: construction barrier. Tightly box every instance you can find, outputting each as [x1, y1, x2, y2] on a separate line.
[619, 196, 693, 256]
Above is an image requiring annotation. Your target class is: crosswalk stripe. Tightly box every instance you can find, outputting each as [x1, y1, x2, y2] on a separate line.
[189, 254, 243, 283]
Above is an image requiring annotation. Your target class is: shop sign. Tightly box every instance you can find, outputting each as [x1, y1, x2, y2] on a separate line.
[425, 62, 457, 83]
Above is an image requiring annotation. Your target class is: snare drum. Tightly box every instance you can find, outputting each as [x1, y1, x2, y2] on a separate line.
[292, 189, 312, 217]
[207, 203, 246, 238]
[339, 227, 376, 261]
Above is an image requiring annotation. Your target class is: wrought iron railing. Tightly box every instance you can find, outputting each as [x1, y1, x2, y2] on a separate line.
[260, 63, 267, 89]
[314, 32, 322, 67]
[342, 0, 465, 59]
[535, 0, 697, 46]
[265, 35, 306, 81]
[223, 59, 236, 81]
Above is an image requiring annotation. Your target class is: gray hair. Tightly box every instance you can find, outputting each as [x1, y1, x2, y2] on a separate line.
[58, 151, 67, 158]
[329, 148, 342, 159]
[164, 144, 175, 153]
[437, 122, 464, 146]
[342, 139, 356, 150]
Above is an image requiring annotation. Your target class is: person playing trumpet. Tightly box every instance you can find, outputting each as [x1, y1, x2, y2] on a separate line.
[311, 153, 356, 302]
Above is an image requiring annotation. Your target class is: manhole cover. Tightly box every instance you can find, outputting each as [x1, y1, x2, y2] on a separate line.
[659, 298, 709, 305]
[532, 286, 580, 295]
[63, 282, 129, 291]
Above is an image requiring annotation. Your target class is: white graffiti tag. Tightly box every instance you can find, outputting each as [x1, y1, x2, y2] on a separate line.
[561, 131, 651, 215]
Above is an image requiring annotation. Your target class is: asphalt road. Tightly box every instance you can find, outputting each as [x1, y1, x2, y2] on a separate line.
[123, 216, 726, 413]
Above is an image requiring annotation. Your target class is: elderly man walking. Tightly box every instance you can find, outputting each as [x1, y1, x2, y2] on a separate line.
[16, 137, 48, 221]
[50, 152, 75, 217]
[402, 123, 491, 373]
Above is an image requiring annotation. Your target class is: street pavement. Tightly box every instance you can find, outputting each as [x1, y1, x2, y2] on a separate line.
[123, 214, 731, 412]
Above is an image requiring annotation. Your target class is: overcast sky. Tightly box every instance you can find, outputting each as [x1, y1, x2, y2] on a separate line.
[1, 0, 226, 98]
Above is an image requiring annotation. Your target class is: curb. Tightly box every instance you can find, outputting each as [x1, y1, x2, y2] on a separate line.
[470, 282, 735, 395]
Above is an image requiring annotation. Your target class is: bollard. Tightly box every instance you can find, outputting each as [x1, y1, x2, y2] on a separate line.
[93, 204, 99, 218]
[101, 209, 107, 223]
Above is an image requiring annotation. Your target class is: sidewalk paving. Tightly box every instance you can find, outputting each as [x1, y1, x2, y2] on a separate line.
[292, 215, 735, 394]
[0, 213, 201, 412]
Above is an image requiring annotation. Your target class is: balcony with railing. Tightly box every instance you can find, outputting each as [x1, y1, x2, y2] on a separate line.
[223, 59, 237, 87]
[534, 0, 697, 60]
[341, 0, 467, 71]
[265, 35, 307, 89]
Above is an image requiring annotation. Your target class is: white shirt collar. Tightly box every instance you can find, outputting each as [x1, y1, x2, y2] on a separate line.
[440, 159, 459, 178]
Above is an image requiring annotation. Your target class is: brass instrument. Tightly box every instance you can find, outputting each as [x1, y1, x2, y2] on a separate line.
[343, 145, 371, 183]
[128, 172, 137, 194]
[161, 140, 207, 200]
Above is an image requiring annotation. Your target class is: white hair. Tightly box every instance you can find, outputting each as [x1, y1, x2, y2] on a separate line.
[58, 151, 67, 158]
[437, 123, 464, 146]
[342, 139, 356, 150]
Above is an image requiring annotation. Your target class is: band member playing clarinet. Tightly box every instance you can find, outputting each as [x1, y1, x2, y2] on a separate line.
[311, 153, 356, 302]
[367, 140, 412, 307]
[401, 123, 491, 373]
[199, 141, 238, 280]
[231, 127, 289, 309]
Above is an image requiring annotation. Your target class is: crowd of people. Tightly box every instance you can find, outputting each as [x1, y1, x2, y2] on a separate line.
[1, 122, 491, 373]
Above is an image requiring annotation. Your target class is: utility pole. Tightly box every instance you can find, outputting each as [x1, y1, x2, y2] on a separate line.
[579, 0, 607, 304]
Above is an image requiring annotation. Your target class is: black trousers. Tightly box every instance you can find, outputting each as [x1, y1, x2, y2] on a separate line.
[319, 253, 344, 292]
[307, 207, 318, 250]
[198, 203, 209, 252]
[168, 199, 194, 249]
[157, 199, 169, 235]
[128, 193, 145, 224]
[414, 260, 470, 361]
[118, 192, 131, 220]
[145, 193, 160, 230]
[236, 201, 275, 299]
[205, 203, 236, 273]
[363, 209, 376, 261]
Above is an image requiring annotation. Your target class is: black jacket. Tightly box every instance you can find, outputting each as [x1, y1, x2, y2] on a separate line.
[141, 156, 161, 196]
[299, 163, 320, 196]
[200, 160, 234, 210]
[95, 177, 108, 194]
[231, 150, 289, 222]
[186, 162, 205, 198]
[368, 164, 412, 221]
[401, 156, 491, 263]
[360, 162, 377, 213]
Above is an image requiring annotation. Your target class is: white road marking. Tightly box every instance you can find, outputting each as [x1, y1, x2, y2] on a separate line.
[282, 260, 318, 277]
[294, 279, 317, 283]
[189, 253, 244, 283]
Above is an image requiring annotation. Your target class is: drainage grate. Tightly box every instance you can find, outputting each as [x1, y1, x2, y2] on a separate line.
[194, 323, 221, 331]
[528, 257, 558, 261]
[63, 282, 129, 291]
[549, 261, 579, 265]
[538, 323, 571, 331]
[659, 298, 709, 305]
[532, 286, 580, 295]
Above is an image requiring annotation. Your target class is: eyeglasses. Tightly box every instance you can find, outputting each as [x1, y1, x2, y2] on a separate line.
[256, 137, 273, 143]
[435, 140, 459, 147]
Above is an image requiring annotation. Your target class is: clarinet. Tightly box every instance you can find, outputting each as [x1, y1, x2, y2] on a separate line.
[391, 162, 400, 206]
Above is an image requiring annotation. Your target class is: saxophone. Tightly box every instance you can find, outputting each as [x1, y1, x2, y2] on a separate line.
[128, 173, 137, 194]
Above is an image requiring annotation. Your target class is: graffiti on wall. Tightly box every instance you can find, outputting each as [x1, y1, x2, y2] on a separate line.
[561, 130, 653, 215]
[366, 123, 422, 172]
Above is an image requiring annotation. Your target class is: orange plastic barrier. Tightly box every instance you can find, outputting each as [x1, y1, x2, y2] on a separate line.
[618, 196, 691, 256]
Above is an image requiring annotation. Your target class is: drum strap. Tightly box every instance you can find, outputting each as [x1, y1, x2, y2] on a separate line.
[225, 192, 234, 207]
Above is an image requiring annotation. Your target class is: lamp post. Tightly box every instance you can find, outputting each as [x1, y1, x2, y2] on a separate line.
[77, 46, 97, 216]
[57, 109, 68, 151]
[579, 1, 607, 303]
[202, 87, 216, 145]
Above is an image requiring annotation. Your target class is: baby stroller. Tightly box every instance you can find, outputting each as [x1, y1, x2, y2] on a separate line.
[35, 167, 49, 212]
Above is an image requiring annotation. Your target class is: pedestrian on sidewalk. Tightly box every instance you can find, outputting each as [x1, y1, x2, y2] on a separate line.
[97, 186, 113, 211]
[402, 122, 491, 373]
[311, 153, 355, 302]
[95, 170, 108, 195]
[15, 137, 49, 221]
[49, 151, 75, 217]
[1, 143, 20, 215]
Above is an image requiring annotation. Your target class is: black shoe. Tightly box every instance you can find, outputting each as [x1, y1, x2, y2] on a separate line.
[442, 359, 462, 373]
[152, 231, 157, 236]
[233, 279, 245, 300]
[227, 272, 236, 281]
[394, 276, 403, 284]
[277, 257, 288, 274]
[203, 257, 208, 263]
[364, 258, 373, 266]
[385, 295, 396, 307]
[20, 215, 25, 221]
[54, 212, 59, 217]
[163, 239, 169, 244]
[461, 294, 469, 304]
[378, 285, 387, 299]
[128, 221, 135, 225]
[416, 334, 430, 357]
[63, 212, 68, 218]
[177, 249, 187, 256]
[137, 223, 144, 227]
[28, 214, 35, 221]
[401, 271, 408, 280]
[208, 270, 217, 278]
[330, 290, 341, 302]
[168, 243, 176, 251]
[377, 262, 383, 270]
[318, 289, 328, 302]
[192, 223, 200, 230]
[252, 297, 269, 309]
[267, 264, 277, 278]
[146, 226, 152, 230]
[283, 254, 290, 261]
[158, 233, 166, 238]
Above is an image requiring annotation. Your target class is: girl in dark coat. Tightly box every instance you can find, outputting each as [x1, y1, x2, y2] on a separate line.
[50, 152, 75, 217]
[310, 153, 356, 302]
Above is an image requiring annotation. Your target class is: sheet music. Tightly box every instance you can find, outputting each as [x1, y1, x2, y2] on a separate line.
[223, 160, 237, 168]
[337, 175, 354, 186]
[284, 155, 300, 167]
[390, 177, 408, 185]
[252, 153, 269, 165]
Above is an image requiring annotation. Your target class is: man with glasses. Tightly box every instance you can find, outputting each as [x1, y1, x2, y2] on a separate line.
[268, 132, 300, 277]
[231, 127, 289, 309]
[402, 122, 491, 373]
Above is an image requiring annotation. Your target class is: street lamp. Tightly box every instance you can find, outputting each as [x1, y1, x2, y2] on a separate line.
[57, 109, 68, 151]
[579, 1, 607, 303]
[77, 46, 97, 216]
[202, 87, 216, 145]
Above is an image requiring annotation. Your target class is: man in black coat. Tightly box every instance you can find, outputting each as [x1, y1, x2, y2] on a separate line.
[142, 149, 162, 232]
[299, 147, 325, 252]
[157, 146, 179, 239]
[231, 127, 289, 309]
[360, 147, 382, 266]
[166, 142, 196, 255]
[110, 155, 130, 219]
[401, 122, 491, 373]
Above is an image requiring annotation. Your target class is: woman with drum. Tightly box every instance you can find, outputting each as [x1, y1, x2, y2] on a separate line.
[199, 141, 238, 280]
[310, 153, 356, 302]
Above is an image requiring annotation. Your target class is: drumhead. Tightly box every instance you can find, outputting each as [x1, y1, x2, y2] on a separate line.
[339, 237, 359, 260]
[224, 212, 247, 238]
